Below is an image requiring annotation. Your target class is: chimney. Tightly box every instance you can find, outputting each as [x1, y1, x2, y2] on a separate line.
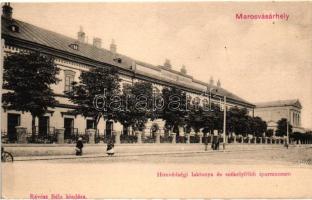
[77, 26, 85, 43]
[93, 37, 102, 48]
[180, 65, 187, 74]
[110, 39, 117, 53]
[209, 76, 214, 85]
[164, 59, 171, 69]
[2, 3, 12, 20]
[217, 79, 221, 87]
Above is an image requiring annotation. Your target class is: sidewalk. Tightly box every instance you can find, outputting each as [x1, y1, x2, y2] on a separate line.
[3, 143, 293, 158]
[11, 144, 309, 161]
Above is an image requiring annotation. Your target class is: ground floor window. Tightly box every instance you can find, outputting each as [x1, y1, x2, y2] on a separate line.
[86, 119, 95, 130]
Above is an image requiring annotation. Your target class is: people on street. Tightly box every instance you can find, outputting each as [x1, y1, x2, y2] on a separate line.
[212, 134, 220, 150]
[107, 139, 115, 156]
[75, 137, 83, 156]
[204, 136, 208, 151]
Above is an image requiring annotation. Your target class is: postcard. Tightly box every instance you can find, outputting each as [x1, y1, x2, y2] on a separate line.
[1, 1, 312, 199]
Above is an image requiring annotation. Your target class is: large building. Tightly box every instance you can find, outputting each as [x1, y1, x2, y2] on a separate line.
[254, 99, 304, 134]
[1, 4, 255, 143]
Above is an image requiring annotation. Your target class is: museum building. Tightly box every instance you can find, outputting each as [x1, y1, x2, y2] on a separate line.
[1, 4, 255, 143]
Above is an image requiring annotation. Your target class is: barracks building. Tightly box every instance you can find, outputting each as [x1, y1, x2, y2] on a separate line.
[1, 3, 255, 143]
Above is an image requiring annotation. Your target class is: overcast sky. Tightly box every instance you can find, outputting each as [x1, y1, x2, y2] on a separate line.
[11, 2, 312, 128]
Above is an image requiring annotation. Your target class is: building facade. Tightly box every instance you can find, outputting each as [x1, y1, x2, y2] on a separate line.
[254, 99, 304, 134]
[1, 4, 255, 143]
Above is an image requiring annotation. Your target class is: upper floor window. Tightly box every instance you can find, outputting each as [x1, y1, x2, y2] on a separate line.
[153, 87, 160, 94]
[64, 70, 76, 93]
[202, 99, 209, 108]
[113, 57, 122, 63]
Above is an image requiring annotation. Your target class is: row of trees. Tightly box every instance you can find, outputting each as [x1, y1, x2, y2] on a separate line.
[3, 51, 270, 139]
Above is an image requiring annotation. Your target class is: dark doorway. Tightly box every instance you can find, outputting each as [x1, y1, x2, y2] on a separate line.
[7, 113, 20, 143]
[39, 116, 49, 137]
[105, 121, 113, 138]
[64, 118, 74, 139]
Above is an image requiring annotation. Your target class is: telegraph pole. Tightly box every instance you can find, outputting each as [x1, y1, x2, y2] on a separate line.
[286, 108, 290, 148]
[223, 96, 227, 151]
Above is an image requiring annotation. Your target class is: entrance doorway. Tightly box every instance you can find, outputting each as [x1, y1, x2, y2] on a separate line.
[7, 113, 20, 143]
[64, 118, 74, 139]
[39, 116, 49, 137]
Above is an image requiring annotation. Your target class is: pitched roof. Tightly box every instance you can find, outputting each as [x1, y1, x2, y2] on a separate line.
[2, 16, 254, 107]
[255, 99, 302, 109]
[1, 17, 134, 70]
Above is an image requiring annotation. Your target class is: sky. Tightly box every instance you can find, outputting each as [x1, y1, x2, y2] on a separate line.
[10, 2, 312, 128]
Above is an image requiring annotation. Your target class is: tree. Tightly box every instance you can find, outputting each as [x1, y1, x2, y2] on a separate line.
[186, 103, 204, 134]
[116, 81, 154, 133]
[199, 103, 223, 135]
[161, 86, 188, 136]
[2, 51, 60, 138]
[266, 129, 274, 137]
[67, 66, 120, 130]
[227, 107, 249, 136]
[251, 116, 267, 137]
[275, 118, 292, 136]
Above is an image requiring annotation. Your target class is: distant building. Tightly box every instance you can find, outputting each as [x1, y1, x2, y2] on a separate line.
[254, 99, 304, 134]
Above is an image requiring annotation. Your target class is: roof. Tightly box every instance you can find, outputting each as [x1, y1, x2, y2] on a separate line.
[255, 99, 302, 109]
[1, 16, 254, 107]
[1, 17, 133, 70]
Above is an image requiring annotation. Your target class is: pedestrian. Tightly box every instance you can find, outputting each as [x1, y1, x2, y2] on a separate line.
[204, 136, 208, 151]
[107, 139, 114, 156]
[212, 135, 218, 150]
[75, 137, 83, 156]
[216, 135, 220, 150]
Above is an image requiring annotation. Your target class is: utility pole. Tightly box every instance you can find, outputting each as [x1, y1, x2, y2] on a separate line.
[223, 96, 227, 151]
[208, 87, 227, 151]
[286, 107, 290, 148]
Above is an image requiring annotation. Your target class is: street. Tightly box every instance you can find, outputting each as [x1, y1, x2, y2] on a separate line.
[2, 147, 312, 198]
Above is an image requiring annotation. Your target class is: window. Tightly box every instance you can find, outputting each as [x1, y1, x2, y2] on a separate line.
[113, 57, 122, 63]
[86, 120, 95, 130]
[69, 43, 79, 50]
[153, 87, 160, 94]
[8, 25, 19, 33]
[202, 99, 209, 108]
[192, 97, 200, 105]
[64, 70, 75, 93]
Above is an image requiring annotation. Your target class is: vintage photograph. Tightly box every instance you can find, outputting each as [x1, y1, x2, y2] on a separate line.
[1, 1, 312, 199]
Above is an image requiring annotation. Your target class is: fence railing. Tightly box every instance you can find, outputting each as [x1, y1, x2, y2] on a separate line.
[3, 126, 309, 145]
[26, 126, 57, 143]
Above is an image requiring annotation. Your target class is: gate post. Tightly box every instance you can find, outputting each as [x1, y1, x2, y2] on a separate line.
[171, 133, 176, 144]
[16, 126, 27, 144]
[156, 131, 161, 144]
[136, 131, 142, 144]
[56, 128, 65, 144]
[86, 129, 96, 144]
